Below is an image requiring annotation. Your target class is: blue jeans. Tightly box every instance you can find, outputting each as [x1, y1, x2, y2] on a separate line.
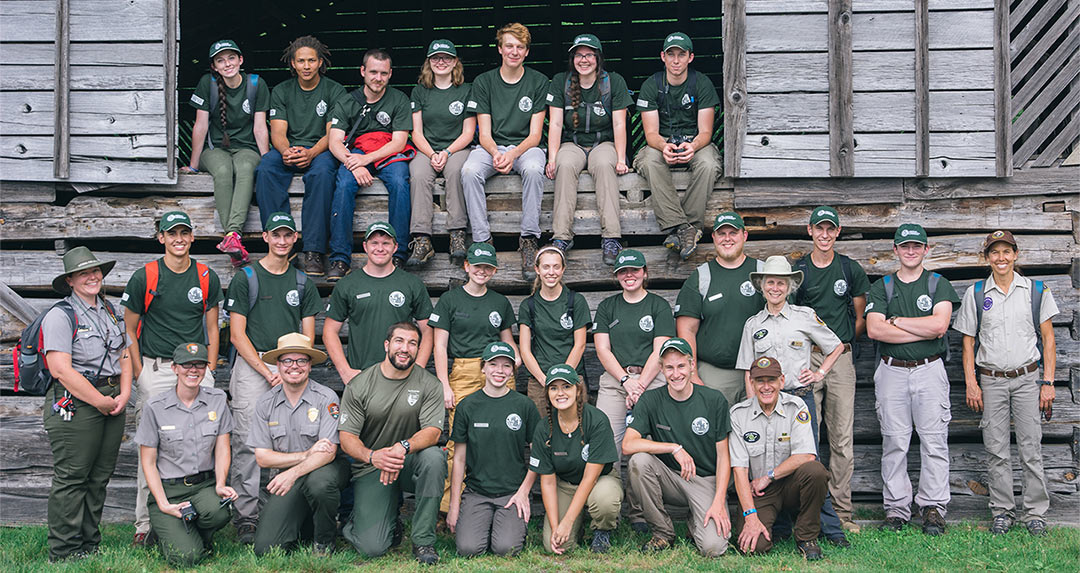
[329, 151, 411, 262]
[253, 148, 338, 252]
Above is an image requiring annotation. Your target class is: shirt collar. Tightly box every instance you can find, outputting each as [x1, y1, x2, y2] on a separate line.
[751, 395, 787, 419]
[271, 382, 316, 410]
[984, 271, 1029, 296]
[162, 387, 211, 410]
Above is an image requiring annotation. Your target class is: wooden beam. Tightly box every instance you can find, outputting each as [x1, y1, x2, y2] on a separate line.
[828, 0, 854, 176]
[0, 283, 38, 326]
[51, 0, 70, 179]
[993, 0, 1012, 176]
[163, 0, 177, 180]
[723, 0, 747, 178]
[915, 0, 930, 177]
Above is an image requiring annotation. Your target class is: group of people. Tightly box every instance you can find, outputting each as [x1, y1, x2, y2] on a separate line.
[183, 25, 723, 281]
[40, 194, 1059, 564]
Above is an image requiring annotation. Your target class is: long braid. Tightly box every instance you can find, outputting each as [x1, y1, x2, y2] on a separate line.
[215, 71, 230, 147]
[545, 400, 556, 447]
[575, 382, 586, 446]
[569, 71, 582, 130]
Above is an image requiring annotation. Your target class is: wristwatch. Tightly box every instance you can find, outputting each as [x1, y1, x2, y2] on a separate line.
[887, 316, 898, 326]
[620, 374, 631, 384]
[767, 469, 775, 481]
[1039, 380, 1054, 386]
[399, 440, 411, 454]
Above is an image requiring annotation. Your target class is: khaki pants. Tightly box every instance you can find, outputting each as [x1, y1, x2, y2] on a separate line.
[410, 149, 470, 235]
[552, 142, 622, 240]
[632, 143, 721, 232]
[981, 370, 1049, 521]
[732, 461, 829, 554]
[697, 360, 746, 407]
[455, 488, 528, 556]
[134, 357, 214, 534]
[595, 371, 665, 523]
[228, 355, 277, 524]
[527, 376, 550, 421]
[541, 473, 622, 552]
[441, 357, 491, 513]
[811, 350, 856, 521]
[628, 453, 729, 557]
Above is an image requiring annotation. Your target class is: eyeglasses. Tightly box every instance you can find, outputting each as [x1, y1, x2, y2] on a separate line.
[178, 362, 209, 370]
[574, 53, 597, 61]
[430, 55, 455, 63]
[279, 357, 312, 367]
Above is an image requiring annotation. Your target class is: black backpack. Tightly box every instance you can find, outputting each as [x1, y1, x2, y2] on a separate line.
[13, 297, 119, 395]
[653, 69, 698, 138]
[794, 253, 860, 358]
[563, 71, 612, 146]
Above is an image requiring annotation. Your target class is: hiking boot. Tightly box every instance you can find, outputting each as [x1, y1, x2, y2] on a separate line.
[236, 521, 257, 545]
[640, 536, 672, 553]
[392, 255, 405, 268]
[519, 236, 539, 281]
[1026, 518, 1047, 537]
[327, 260, 350, 281]
[412, 544, 439, 565]
[841, 520, 862, 534]
[662, 228, 680, 252]
[601, 238, 622, 266]
[132, 530, 156, 548]
[391, 517, 404, 548]
[881, 516, 908, 532]
[827, 534, 850, 548]
[590, 529, 612, 553]
[301, 252, 325, 276]
[449, 230, 468, 265]
[551, 238, 574, 252]
[407, 235, 435, 267]
[676, 223, 702, 260]
[313, 542, 334, 556]
[797, 539, 823, 561]
[991, 513, 1014, 535]
[922, 508, 946, 536]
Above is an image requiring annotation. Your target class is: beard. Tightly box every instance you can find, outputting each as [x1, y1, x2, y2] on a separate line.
[390, 352, 416, 371]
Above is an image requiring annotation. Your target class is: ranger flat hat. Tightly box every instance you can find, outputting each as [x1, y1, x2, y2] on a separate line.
[750, 255, 803, 292]
[749, 356, 783, 380]
[52, 246, 117, 294]
[262, 332, 328, 365]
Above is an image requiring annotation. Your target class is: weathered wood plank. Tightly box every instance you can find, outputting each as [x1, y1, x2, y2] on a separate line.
[0, 65, 165, 91]
[734, 177, 903, 207]
[52, 0, 70, 179]
[747, 50, 994, 93]
[915, 0, 930, 177]
[1011, 55, 1080, 138]
[905, 166, 1079, 199]
[829, 0, 855, 176]
[0, 42, 164, 66]
[746, 91, 995, 133]
[0, 135, 167, 161]
[930, 132, 998, 177]
[163, 0, 177, 180]
[1031, 116, 1080, 169]
[0, 0, 166, 42]
[1010, 2, 1080, 94]
[0, 156, 173, 184]
[0, 181, 56, 202]
[723, 0, 748, 178]
[740, 134, 830, 177]
[747, 12, 994, 52]
[993, 0, 1012, 177]
[0, 91, 166, 136]
[746, 0, 993, 12]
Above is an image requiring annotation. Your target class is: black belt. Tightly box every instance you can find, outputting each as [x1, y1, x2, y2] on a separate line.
[790, 383, 814, 398]
[881, 355, 941, 368]
[162, 470, 214, 487]
[812, 343, 852, 354]
[94, 376, 120, 387]
[979, 362, 1040, 379]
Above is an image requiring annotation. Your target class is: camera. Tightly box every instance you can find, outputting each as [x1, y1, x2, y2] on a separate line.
[180, 504, 198, 523]
[667, 134, 692, 146]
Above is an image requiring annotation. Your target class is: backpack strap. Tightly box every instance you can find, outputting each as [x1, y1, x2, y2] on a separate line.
[696, 261, 711, 300]
[686, 69, 699, 116]
[927, 272, 941, 304]
[566, 288, 575, 325]
[209, 75, 219, 115]
[527, 294, 536, 327]
[882, 273, 895, 307]
[195, 262, 211, 314]
[1031, 279, 1045, 358]
[973, 280, 986, 358]
[137, 260, 162, 338]
[246, 73, 259, 115]
[343, 89, 368, 148]
[296, 269, 308, 306]
[793, 256, 810, 306]
[243, 266, 259, 312]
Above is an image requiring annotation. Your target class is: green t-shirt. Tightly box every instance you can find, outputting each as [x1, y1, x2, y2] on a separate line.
[675, 258, 765, 368]
[546, 71, 633, 147]
[268, 76, 347, 148]
[865, 270, 960, 361]
[338, 364, 444, 478]
[328, 86, 413, 143]
[450, 389, 540, 497]
[796, 255, 871, 344]
[325, 268, 434, 370]
[429, 287, 515, 359]
[224, 263, 322, 352]
[410, 83, 472, 152]
[518, 289, 591, 376]
[628, 386, 731, 477]
[121, 259, 224, 359]
[593, 292, 675, 368]
[468, 67, 550, 147]
[635, 70, 720, 139]
[530, 403, 618, 485]
[189, 73, 271, 152]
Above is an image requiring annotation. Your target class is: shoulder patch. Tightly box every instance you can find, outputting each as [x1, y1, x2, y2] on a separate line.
[796, 410, 810, 424]
[328, 403, 339, 419]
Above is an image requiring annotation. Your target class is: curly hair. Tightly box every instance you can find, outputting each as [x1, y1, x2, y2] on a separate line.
[281, 35, 331, 76]
[566, 48, 606, 131]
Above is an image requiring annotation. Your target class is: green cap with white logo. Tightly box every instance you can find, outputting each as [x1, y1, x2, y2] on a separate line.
[660, 337, 693, 357]
[569, 33, 602, 52]
[264, 212, 296, 232]
[662, 32, 693, 52]
[809, 206, 840, 227]
[544, 363, 580, 386]
[482, 341, 516, 362]
[613, 248, 646, 272]
[159, 211, 193, 232]
[209, 39, 241, 60]
[172, 342, 209, 365]
[427, 39, 457, 58]
[894, 223, 928, 245]
[466, 242, 498, 267]
[364, 221, 396, 241]
[712, 211, 745, 231]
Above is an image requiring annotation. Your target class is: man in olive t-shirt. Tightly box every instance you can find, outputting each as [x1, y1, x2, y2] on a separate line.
[633, 32, 722, 260]
[338, 322, 446, 564]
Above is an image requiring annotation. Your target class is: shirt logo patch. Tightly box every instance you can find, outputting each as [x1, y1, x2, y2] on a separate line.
[242, 98, 251, 114]
[187, 343, 200, 355]
[467, 100, 477, 109]
[489, 311, 502, 328]
[581, 443, 591, 461]
[407, 389, 420, 406]
[916, 294, 933, 312]
[191, 94, 205, 106]
[316, 99, 328, 117]
[328, 403, 339, 419]
[796, 410, 810, 424]
[388, 291, 406, 308]
[376, 111, 391, 126]
[626, 412, 634, 425]
[834, 279, 848, 296]
[756, 357, 772, 368]
[753, 328, 768, 340]
[982, 296, 993, 311]
[740, 281, 756, 297]
[286, 289, 300, 307]
[208, 411, 217, 422]
[506, 413, 523, 431]
[448, 100, 464, 116]
[636, 98, 649, 108]
[339, 412, 349, 425]
[269, 108, 277, 117]
[560, 313, 574, 330]
[639, 315, 654, 332]
[530, 456, 540, 467]
[681, 93, 692, 106]
[187, 287, 204, 304]
[592, 102, 606, 117]
[743, 431, 760, 443]
[518, 96, 533, 112]
[307, 407, 318, 422]
[865, 302, 874, 312]
[691, 416, 709, 435]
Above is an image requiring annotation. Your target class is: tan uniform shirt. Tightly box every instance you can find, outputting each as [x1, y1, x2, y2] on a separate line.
[954, 272, 1059, 371]
[735, 303, 841, 390]
[729, 392, 816, 481]
[41, 294, 127, 379]
[134, 386, 233, 480]
[247, 381, 342, 452]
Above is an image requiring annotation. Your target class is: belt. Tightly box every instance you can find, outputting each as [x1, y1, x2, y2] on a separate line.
[979, 362, 1040, 379]
[881, 355, 941, 368]
[812, 343, 852, 354]
[162, 470, 214, 487]
[626, 365, 643, 375]
[790, 383, 814, 398]
[94, 376, 120, 387]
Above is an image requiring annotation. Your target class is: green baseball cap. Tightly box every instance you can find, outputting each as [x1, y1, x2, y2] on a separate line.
[569, 33, 602, 52]
[427, 39, 457, 58]
[264, 212, 296, 232]
[466, 242, 498, 267]
[364, 221, 396, 241]
[159, 211, 193, 232]
[209, 39, 241, 59]
[712, 211, 745, 231]
[613, 248, 646, 272]
[545, 363, 580, 386]
[809, 206, 840, 227]
[894, 223, 928, 245]
[660, 337, 693, 357]
[482, 341, 516, 362]
[662, 32, 693, 52]
[172, 342, 209, 365]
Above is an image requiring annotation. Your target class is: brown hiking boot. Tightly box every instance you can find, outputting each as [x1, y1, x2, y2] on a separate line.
[640, 536, 672, 553]
[406, 235, 434, 268]
[922, 507, 946, 536]
[798, 539, 823, 561]
[448, 229, 468, 265]
[301, 252, 325, 276]
[676, 223, 703, 260]
[327, 260, 350, 281]
[519, 236, 539, 281]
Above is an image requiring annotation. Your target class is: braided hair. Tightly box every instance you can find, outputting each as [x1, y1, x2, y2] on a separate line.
[544, 380, 587, 448]
[211, 68, 231, 147]
[281, 35, 331, 77]
[566, 49, 606, 131]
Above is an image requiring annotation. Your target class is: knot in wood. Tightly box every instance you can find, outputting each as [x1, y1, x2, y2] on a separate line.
[21, 104, 31, 113]
[840, 11, 850, 24]
[760, 136, 770, 146]
[730, 91, 743, 103]
[15, 144, 27, 154]
[107, 116, 116, 124]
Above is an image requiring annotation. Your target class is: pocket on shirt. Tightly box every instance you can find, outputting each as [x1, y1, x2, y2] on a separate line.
[270, 425, 289, 451]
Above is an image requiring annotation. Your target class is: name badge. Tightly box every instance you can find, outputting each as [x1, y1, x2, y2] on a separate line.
[778, 436, 790, 442]
[790, 340, 804, 348]
[657, 424, 671, 431]
[473, 422, 489, 428]
[356, 292, 371, 300]
[160, 425, 175, 430]
[708, 293, 723, 302]
[268, 421, 279, 427]
[553, 451, 568, 456]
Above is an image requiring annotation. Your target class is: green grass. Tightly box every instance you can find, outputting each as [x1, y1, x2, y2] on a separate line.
[2, 519, 1077, 572]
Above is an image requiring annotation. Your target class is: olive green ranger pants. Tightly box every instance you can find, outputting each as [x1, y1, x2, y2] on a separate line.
[253, 456, 351, 555]
[148, 478, 232, 566]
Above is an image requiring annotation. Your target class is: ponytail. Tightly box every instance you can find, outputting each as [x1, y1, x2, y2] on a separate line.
[214, 71, 230, 147]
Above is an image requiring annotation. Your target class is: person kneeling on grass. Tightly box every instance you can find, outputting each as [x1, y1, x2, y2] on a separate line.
[730, 356, 828, 561]
[534, 364, 622, 554]
[447, 342, 541, 556]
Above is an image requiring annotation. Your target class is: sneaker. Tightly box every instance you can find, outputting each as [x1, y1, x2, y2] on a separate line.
[640, 536, 672, 553]
[881, 516, 908, 532]
[313, 542, 334, 556]
[590, 529, 612, 553]
[551, 238, 574, 252]
[601, 238, 622, 266]
[412, 544, 439, 565]
[662, 228, 680, 252]
[827, 535, 850, 548]
[676, 223, 703, 260]
[406, 235, 435, 267]
[922, 508, 946, 536]
[797, 539, 824, 561]
[217, 232, 250, 266]
[1026, 518, 1047, 537]
[449, 230, 468, 265]
[132, 531, 151, 548]
[301, 252, 325, 276]
[519, 236, 539, 281]
[630, 521, 651, 535]
[327, 260, 350, 282]
[991, 514, 1014, 535]
[236, 521, 257, 545]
